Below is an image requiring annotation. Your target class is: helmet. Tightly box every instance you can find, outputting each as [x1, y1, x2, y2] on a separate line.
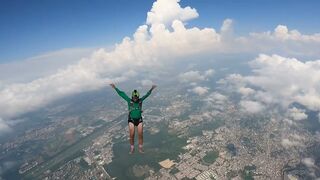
[132, 89, 140, 98]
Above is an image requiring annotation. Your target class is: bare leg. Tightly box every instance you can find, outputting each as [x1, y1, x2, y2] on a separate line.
[137, 122, 144, 153]
[128, 122, 135, 154]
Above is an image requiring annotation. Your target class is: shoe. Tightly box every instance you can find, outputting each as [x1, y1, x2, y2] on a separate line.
[129, 148, 134, 154]
[138, 147, 144, 154]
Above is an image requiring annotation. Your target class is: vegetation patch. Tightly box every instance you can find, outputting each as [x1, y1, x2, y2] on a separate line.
[241, 165, 256, 180]
[202, 150, 219, 165]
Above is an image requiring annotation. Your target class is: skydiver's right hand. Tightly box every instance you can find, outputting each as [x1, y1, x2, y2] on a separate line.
[110, 83, 116, 89]
[151, 85, 157, 91]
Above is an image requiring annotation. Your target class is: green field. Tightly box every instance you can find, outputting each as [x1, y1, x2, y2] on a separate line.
[202, 150, 219, 164]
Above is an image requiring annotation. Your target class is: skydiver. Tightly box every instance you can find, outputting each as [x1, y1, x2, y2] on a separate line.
[110, 83, 156, 154]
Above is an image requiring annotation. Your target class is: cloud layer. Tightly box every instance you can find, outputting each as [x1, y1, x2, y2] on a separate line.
[0, 118, 11, 134]
[0, 48, 94, 84]
[239, 25, 320, 57]
[1, 0, 320, 132]
[0, 0, 224, 122]
[220, 54, 320, 115]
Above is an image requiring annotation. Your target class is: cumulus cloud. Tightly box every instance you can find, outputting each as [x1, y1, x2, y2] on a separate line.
[238, 87, 255, 96]
[248, 54, 320, 110]
[283, 118, 296, 126]
[140, 79, 154, 87]
[0, 48, 94, 84]
[220, 18, 234, 41]
[281, 132, 308, 148]
[205, 92, 228, 105]
[250, 25, 320, 42]
[302, 158, 315, 168]
[1, 0, 320, 125]
[288, 107, 308, 121]
[221, 54, 320, 114]
[0, 74, 96, 119]
[178, 69, 214, 83]
[0, 118, 11, 135]
[0, 60, 137, 118]
[238, 25, 320, 57]
[179, 71, 205, 83]
[218, 74, 246, 91]
[0, 0, 221, 120]
[240, 100, 265, 114]
[146, 0, 198, 26]
[204, 69, 215, 77]
[281, 138, 301, 148]
[190, 86, 209, 95]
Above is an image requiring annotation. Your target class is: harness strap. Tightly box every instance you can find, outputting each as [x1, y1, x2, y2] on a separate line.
[129, 99, 142, 113]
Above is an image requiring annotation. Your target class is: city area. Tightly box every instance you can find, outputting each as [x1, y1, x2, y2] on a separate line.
[0, 87, 319, 179]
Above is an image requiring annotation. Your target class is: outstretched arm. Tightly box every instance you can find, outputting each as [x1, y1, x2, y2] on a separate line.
[110, 83, 131, 102]
[140, 85, 157, 101]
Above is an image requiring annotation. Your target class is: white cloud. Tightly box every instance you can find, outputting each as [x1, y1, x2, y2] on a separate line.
[190, 82, 197, 86]
[288, 107, 308, 121]
[240, 25, 320, 57]
[205, 92, 228, 105]
[220, 18, 234, 41]
[178, 69, 214, 83]
[281, 134, 306, 148]
[1, 0, 320, 125]
[210, 92, 227, 101]
[218, 74, 246, 90]
[140, 79, 154, 87]
[204, 69, 215, 77]
[190, 86, 209, 95]
[0, 118, 11, 135]
[251, 25, 320, 42]
[240, 100, 265, 113]
[281, 138, 301, 148]
[316, 131, 320, 141]
[0, 72, 98, 118]
[221, 19, 233, 34]
[280, 133, 309, 150]
[238, 87, 255, 96]
[302, 158, 315, 168]
[247, 54, 320, 111]
[179, 71, 205, 83]
[0, 48, 94, 84]
[146, 0, 198, 26]
[221, 54, 320, 113]
[283, 118, 296, 126]
[0, 0, 219, 120]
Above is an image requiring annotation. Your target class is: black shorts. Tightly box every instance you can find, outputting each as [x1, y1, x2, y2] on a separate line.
[128, 116, 143, 126]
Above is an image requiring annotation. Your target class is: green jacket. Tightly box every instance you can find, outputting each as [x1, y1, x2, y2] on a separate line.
[115, 87, 152, 119]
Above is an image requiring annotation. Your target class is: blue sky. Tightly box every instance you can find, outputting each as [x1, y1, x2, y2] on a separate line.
[1, 0, 320, 134]
[0, 0, 319, 63]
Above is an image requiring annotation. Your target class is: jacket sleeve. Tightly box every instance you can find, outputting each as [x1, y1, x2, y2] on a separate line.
[115, 87, 131, 103]
[140, 90, 152, 102]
